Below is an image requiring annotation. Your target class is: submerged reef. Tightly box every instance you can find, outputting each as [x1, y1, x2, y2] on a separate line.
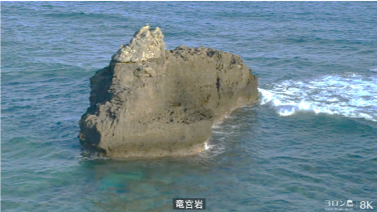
[79, 25, 258, 158]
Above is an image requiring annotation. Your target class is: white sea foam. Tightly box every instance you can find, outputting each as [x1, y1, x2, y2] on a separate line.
[204, 142, 210, 150]
[259, 73, 377, 122]
[369, 68, 377, 72]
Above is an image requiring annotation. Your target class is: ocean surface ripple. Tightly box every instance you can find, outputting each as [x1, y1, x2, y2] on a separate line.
[2, 2, 377, 212]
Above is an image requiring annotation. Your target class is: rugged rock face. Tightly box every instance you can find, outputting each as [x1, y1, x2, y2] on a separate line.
[79, 25, 258, 158]
[112, 25, 165, 63]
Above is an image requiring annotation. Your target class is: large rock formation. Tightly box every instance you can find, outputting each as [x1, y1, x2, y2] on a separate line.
[79, 25, 258, 158]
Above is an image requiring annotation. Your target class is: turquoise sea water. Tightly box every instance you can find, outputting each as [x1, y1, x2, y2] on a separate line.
[1, 2, 377, 211]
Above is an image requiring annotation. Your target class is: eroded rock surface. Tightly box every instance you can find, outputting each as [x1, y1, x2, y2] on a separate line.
[79, 25, 258, 158]
[112, 25, 165, 62]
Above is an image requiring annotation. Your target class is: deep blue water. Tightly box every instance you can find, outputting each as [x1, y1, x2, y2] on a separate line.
[1, 2, 377, 212]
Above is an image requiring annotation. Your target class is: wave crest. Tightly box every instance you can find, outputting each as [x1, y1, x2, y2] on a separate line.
[259, 73, 377, 121]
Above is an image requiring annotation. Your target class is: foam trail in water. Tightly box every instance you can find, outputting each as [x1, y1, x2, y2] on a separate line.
[259, 73, 377, 122]
[369, 67, 377, 72]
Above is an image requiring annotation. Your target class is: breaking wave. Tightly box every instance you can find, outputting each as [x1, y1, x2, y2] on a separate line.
[259, 73, 377, 122]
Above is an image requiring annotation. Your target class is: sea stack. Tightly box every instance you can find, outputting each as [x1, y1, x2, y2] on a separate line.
[79, 25, 258, 158]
